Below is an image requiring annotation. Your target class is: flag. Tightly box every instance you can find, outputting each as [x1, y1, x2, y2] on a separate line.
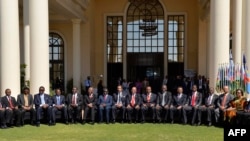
[245, 73, 250, 94]
[228, 50, 234, 82]
[243, 53, 246, 70]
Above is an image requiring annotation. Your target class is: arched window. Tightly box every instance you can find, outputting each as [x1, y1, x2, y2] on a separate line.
[49, 32, 64, 91]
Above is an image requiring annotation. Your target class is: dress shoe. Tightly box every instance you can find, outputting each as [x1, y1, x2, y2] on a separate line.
[171, 120, 174, 124]
[112, 120, 115, 124]
[90, 121, 95, 125]
[82, 120, 86, 125]
[208, 122, 212, 127]
[197, 122, 201, 126]
[1, 125, 8, 129]
[36, 123, 40, 127]
[121, 120, 124, 124]
[141, 120, 145, 124]
[65, 121, 69, 125]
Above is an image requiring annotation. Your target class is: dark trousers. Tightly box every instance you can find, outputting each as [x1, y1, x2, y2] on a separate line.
[169, 106, 182, 122]
[198, 106, 215, 123]
[52, 106, 68, 123]
[68, 106, 82, 122]
[112, 105, 126, 121]
[36, 106, 52, 123]
[141, 105, 156, 121]
[183, 105, 198, 124]
[0, 110, 6, 125]
[156, 106, 169, 121]
[5, 109, 21, 126]
[126, 107, 140, 121]
[84, 106, 95, 122]
[20, 108, 36, 124]
[99, 106, 111, 123]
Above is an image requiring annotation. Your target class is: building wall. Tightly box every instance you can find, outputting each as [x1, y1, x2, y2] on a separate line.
[92, 0, 199, 85]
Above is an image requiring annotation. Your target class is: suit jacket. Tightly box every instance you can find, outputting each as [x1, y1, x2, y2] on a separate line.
[172, 93, 187, 107]
[98, 94, 112, 108]
[141, 93, 157, 105]
[1, 96, 18, 109]
[34, 93, 52, 108]
[126, 93, 141, 107]
[204, 94, 218, 107]
[51, 95, 66, 106]
[17, 93, 34, 108]
[186, 91, 203, 106]
[217, 93, 235, 109]
[157, 91, 172, 106]
[66, 93, 83, 107]
[112, 91, 127, 106]
[84, 94, 97, 107]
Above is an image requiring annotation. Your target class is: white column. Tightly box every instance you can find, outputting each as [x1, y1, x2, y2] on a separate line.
[209, 0, 230, 90]
[245, 0, 250, 70]
[72, 19, 81, 90]
[29, 0, 49, 94]
[232, 0, 242, 64]
[0, 0, 20, 97]
[23, 0, 30, 86]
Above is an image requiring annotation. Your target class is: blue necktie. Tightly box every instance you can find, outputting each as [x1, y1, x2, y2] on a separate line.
[57, 96, 60, 105]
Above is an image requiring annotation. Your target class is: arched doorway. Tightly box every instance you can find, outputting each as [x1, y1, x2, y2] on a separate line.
[49, 32, 65, 92]
[126, 0, 164, 93]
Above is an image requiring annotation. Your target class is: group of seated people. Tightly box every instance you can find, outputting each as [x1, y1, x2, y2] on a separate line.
[0, 84, 250, 129]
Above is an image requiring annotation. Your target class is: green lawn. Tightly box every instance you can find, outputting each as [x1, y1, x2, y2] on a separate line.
[0, 123, 223, 141]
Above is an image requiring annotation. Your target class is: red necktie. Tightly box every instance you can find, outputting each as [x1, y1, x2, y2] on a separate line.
[72, 94, 75, 104]
[147, 94, 150, 103]
[221, 94, 227, 107]
[131, 94, 135, 107]
[8, 97, 14, 109]
[191, 93, 196, 106]
[104, 95, 107, 101]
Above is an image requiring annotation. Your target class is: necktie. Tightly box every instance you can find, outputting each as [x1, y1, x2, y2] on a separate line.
[131, 94, 135, 107]
[207, 96, 211, 105]
[8, 96, 14, 109]
[0, 102, 2, 108]
[221, 94, 227, 107]
[117, 93, 120, 104]
[162, 93, 166, 106]
[147, 94, 150, 103]
[57, 96, 60, 105]
[191, 93, 196, 106]
[72, 94, 75, 104]
[104, 95, 107, 101]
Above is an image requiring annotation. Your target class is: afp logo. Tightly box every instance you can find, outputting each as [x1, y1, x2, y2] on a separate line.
[224, 126, 250, 141]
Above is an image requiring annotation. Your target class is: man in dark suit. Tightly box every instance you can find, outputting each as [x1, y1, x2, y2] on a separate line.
[126, 86, 141, 123]
[156, 84, 172, 123]
[112, 85, 127, 123]
[17, 87, 35, 125]
[0, 97, 7, 129]
[66, 87, 83, 124]
[51, 88, 68, 125]
[141, 86, 157, 123]
[98, 87, 112, 124]
[183, 85, 203, 125]
[198, 87, 218, 126]
[1, 88, 21, 127]
[82, 87, 97, 125]
[169, 86, 187, 124]
[214, 85, 234, 124]
[34, 86, 52, 127]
